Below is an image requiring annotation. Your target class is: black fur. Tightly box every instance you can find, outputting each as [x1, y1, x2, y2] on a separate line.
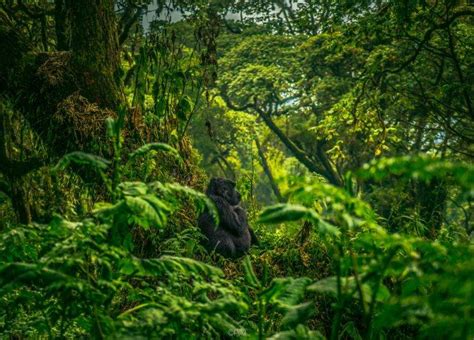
[198, 178, 258, 258]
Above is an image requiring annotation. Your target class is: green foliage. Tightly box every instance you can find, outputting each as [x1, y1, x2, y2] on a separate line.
[242, 256, 316, 338]
[0, 191, 242, 338]
[52, 152, 111, 173]
[93, 178, 218, 251]
[259, 204, 340, 236]
[257, 156, 474, 338]
[128, 142, 180, 160]
[358, 155, 474, 197]
[308, 276, 390, 304]
[1, 1, 473, 339]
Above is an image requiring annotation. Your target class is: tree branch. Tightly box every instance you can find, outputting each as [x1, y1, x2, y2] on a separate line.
[119, 4, 143, 45]
[219, 86, 344, 186]
[390, 8, 474, 74]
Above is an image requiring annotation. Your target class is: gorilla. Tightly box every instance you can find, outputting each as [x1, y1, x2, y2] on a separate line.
[198, 177, 258, 258]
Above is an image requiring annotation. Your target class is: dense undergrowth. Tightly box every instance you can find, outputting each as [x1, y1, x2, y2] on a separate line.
[1, 144, 472, 338]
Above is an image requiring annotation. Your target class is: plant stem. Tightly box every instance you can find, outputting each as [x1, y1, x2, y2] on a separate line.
[330, 245, 345, 340]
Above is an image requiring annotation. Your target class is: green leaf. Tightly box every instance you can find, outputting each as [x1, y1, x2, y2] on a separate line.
[258, 204, 340, 236]
[155, 256, 223, 277]
[125, 196, 167, 229]
[93, 201, 123, 219]
[106, 117, 116, 138]
[269, 324, 325, 339]
[52, 152, 110, 173]
[307, 276, 342, 295]
[243, 256, 260, 288]
[260, 277, 311, 307]
[129, 142, 179, 160]
[119, 257, 142, 275]
[119, 182, 149, 196]
[280, 302, 315, 329]
[258, 204, 310, 224]
[309, 212, 341, 236]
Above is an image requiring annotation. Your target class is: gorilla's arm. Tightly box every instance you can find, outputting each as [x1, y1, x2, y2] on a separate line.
[210, 194, 247, 235]
[234, 205, 248, 226]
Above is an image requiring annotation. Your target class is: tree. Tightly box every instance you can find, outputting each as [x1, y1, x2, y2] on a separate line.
[0, 0, 125, 222]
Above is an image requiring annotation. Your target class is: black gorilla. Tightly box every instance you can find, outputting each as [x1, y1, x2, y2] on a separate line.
[198, 178, 258, 258]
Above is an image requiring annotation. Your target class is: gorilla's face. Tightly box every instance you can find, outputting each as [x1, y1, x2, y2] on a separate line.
[208, 178, 241, 206]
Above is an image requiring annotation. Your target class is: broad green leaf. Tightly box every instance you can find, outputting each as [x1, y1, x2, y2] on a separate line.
[125, 196, 163, 229]
[260, 277, 311, 307]
[258, 204, 310, 224]
[280, 302, 315, 329]
[119, 181, 149, 196]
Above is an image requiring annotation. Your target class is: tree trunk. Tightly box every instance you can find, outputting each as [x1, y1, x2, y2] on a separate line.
[0, 1, 123, 222]
[0, 1, 122, 155]
[220, 88, 344, 187]
[255, 136, 285, 203]
[255, 107, 344, 187]
[69, 0, 121, 109]
[10, 177, 32, 224]
[54, 0, 70, 50]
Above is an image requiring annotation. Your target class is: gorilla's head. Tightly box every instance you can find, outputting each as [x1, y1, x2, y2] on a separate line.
[206, 177, 241, 206]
